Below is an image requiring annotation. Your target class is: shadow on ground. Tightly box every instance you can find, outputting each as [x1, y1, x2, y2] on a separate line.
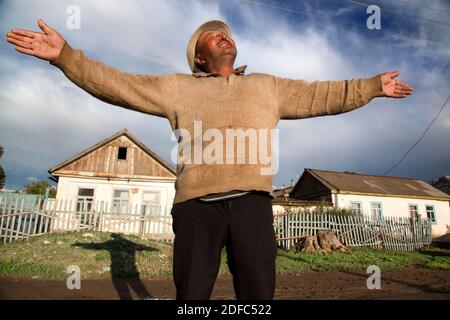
[73, 233, 158, 300]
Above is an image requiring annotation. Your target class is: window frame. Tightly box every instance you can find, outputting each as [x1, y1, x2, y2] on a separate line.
[76, 187, 95, 212]
[408, 203, 420, 220]
[425, 204, 437, 224]
[350, 201, 363, 215]
[142, 190, 161, 217]
[112, 189, 130, 214]
[370, 201, 383, 220]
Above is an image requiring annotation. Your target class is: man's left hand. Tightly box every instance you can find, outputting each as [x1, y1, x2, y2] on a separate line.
[379, 71, 414, 98]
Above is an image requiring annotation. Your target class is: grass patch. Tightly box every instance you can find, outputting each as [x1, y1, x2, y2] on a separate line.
[0, 232, 449, 280]
[0, 231, 175, 280]
[276, 247, 433, 274]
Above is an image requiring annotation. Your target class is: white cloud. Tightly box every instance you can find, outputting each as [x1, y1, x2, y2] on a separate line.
[1, 0, 449, 189]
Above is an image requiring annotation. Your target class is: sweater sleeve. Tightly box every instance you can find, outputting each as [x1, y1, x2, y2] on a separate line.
[50, 41, 177, 118]
[274, 75, 385, 120]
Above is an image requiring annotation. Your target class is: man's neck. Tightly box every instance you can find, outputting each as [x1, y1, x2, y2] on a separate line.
[205, 62, 234, 78]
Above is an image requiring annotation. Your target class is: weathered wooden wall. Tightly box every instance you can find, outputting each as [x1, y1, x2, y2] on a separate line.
[55, 136, 174, 178]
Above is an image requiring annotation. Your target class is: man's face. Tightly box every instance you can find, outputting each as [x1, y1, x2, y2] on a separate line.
[195, 30, 237, 70]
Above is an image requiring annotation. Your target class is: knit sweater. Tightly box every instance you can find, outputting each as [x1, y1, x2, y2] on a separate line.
[51, 42, 385, 204]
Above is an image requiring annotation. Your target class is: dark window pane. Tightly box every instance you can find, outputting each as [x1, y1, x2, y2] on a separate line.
[78, 188, 94, 197]
[118, 147, 127, 160]
[114, 190, 129, 199]
[426, 205, 436, 222]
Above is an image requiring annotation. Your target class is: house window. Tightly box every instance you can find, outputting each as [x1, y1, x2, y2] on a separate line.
[142, 191, 160, 217]
[426, 205, 437, 223]
[409, 204, 420, 220]
[118, 147, 127, 160]
[371, 202, 382, 219]
[76, 188, 94, 212]
[112, 190, 129, 214]
[350, 202, 362, 215]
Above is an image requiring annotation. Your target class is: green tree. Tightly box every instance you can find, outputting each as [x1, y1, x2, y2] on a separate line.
[24, 180, 56, 198]
[49, 187, 57, 198]
[0, 146, 5, 189]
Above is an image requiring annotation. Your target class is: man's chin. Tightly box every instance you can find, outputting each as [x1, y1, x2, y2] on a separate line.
[220, 46, 237, 56]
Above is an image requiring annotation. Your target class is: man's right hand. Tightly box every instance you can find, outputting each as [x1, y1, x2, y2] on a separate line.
[6, 19, 65, 62]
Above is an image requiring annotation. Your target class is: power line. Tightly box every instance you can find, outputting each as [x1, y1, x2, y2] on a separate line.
[390, 33, 450, 45]
[239, 0, 450, 45]
[394, 0, 450, 15]
[241, 0, 363, 28]
[345, 0, 450, 28]
[239, 0, 449, 177]
[382, 95, 450, 176]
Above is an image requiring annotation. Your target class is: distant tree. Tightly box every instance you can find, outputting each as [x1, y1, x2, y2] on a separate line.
[48, 187, 57, 198]
[24, 180, 57, 198]
[0, 146, 5, 189]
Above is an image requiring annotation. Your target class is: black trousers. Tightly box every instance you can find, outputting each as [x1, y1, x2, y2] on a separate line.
[170, 192, 277, 300]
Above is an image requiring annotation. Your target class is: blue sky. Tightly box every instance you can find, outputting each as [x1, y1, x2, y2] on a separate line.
[0, 0, 449, 190]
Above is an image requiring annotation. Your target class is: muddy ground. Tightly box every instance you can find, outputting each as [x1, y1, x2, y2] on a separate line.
[1, 267, 449, 300]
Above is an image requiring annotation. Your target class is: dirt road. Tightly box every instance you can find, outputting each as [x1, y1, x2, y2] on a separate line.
[1, 267, 449, 300]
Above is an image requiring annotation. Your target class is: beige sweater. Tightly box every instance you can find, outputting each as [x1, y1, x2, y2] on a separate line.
[51, 42, 385, 204]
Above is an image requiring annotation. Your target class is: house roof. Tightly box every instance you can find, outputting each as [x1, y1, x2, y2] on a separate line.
[432, 176, 450, 182]
[431, 176, 450, 195]
[273, 186, 293, 198]
[431, 176, 450, 185]
[48, 128, 176, 176]
[290, 168, 450, 201]
[272, 197, 333, 206]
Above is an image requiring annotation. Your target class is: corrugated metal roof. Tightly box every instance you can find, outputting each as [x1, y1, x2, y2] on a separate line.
[304, 168, 450, 200]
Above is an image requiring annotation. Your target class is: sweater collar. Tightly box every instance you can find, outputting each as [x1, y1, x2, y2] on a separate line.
[192, 65, 247, 78]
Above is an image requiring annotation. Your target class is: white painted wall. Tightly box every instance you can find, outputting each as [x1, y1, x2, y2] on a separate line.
[272, 205, 285, 215]
[55, 176, 176, 216]
[332, 193, 450, 237]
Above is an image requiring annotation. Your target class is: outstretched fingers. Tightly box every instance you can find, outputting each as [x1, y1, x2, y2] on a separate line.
[7, 32, 33, 44]
[15, 46, 34, 55]
[380, 71, 414, 99]
[396, 80, 414, 92]
[393, 91, 412, 98]
[393, 86, 413, 98]
[395, 81, 414, 95]
[10, 28, 36, 39]
[6, 35, 33, 49]
[6, 31, 36, 56]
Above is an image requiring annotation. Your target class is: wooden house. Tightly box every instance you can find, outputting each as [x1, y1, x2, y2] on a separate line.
[289, 168, 450, 237]
[48, 129, 176, 219]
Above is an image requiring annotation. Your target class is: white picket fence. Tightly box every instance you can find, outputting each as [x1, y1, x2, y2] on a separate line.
[273, 210, 433, 251]
[0, 195, 433, 251]
[0, 196, 174, 244]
